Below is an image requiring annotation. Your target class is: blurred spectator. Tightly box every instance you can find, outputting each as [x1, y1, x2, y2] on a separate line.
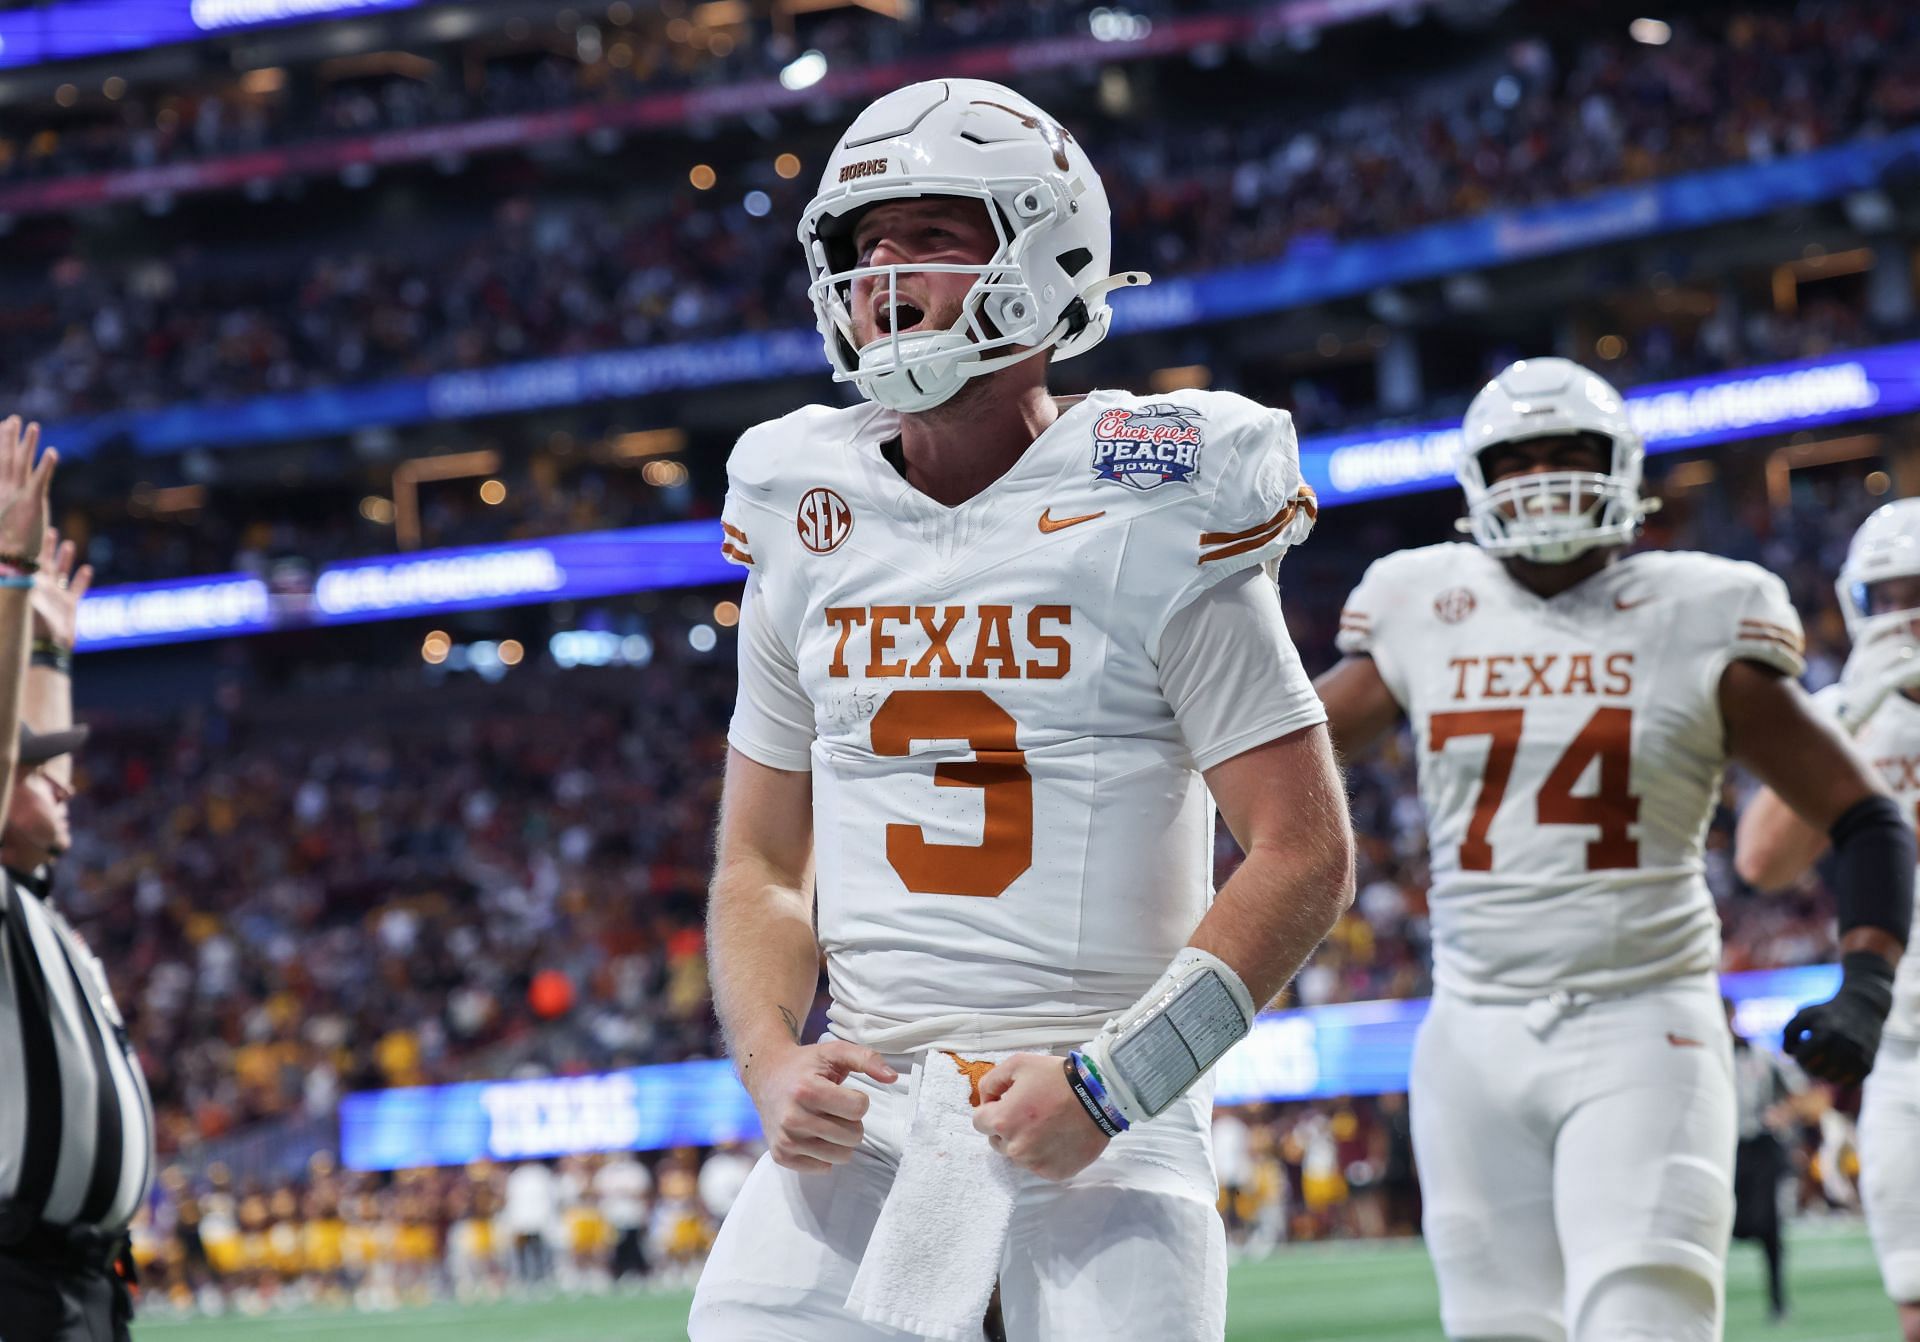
[695, 1142, 753, 1226]
[594, 1152, 651, 1282]
[501, 1161, 557, 1286]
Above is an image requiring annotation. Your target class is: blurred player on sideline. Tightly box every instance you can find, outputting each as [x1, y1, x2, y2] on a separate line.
[1315, 358, 1912, 1342]
[1735, 497, 1920, 1342]
[691, 79, 1353, 1341]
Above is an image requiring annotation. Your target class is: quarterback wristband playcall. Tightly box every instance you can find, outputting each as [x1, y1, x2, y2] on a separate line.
[1080, 946, 1256, 1127]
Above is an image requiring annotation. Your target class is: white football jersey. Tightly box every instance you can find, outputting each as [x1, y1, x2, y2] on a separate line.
[722, 389, 1324, 1053]
[1816, 684, 1920, 1042]
[1338, 543, 1806, 999]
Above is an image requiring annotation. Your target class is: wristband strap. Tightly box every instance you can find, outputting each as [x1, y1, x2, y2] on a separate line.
[0, 552, 39, 575]
[1063, 1052, 1128, 1137]
[0, 575, 33, 590]
[30, 648, 71, 675]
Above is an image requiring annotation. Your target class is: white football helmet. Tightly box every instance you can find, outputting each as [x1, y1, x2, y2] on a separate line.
[1455, 357, 1652, 564]
[798, 79, 1148, 413]
[1837, 497, 1920, 638]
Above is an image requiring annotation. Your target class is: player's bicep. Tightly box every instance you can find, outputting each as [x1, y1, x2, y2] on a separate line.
[1733, 782, 1832, 892]
[1721, 659, 1884, 833]
[714, 746, 814, 895]
[1313, 655, 1401, 762]
[1204, 722, 1347, 862]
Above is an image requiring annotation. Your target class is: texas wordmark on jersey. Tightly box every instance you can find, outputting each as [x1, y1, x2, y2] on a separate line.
[722, 389, 1320, 1054]
[1340, 543, 1806, 1000]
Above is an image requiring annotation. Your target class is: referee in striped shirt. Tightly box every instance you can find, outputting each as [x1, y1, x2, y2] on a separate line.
[0, 419, 153, 1340]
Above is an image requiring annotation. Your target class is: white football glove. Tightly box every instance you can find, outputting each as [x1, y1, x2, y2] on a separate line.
[1835, 624, 1920, 734]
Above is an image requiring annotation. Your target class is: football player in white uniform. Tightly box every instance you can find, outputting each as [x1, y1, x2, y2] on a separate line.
[1315, 357, 1912, 1342]
[1735, 498, 1920, 1342]
[689, 80, 1355, 1341]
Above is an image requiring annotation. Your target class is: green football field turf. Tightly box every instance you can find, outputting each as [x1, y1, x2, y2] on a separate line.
[134, 1222, 1887, 1341]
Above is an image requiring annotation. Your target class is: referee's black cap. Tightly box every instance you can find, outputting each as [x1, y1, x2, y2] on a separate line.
[20, 724, 87, 766]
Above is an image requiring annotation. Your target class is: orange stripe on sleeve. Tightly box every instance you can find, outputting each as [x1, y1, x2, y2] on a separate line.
[1199, 486, 1319, 546]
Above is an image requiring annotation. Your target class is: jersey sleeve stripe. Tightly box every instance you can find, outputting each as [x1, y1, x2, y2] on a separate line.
[722, 521, 751, 545]
[1199, 516, 1292, 565]
[1737, 621, 1804, 652]
[1198, 486, 1319, 547]
[721, 542, 754, 567]
[1743, 629, 1797, 656]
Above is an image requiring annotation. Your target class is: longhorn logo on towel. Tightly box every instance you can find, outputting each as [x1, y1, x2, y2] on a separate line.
[942, 1052, 996, 1107]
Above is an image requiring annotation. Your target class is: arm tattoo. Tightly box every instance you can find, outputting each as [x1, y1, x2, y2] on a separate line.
[779, 1005, 802, 1042]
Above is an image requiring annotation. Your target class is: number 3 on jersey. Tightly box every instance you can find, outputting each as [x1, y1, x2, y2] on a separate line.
[870, 689, 1033, 897]
[1429, 707, 1639, 872]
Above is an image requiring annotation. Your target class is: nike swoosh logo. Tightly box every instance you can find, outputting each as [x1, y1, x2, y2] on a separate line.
[1615, 592, 1654, 611]
[1038, 508, 1106, 534]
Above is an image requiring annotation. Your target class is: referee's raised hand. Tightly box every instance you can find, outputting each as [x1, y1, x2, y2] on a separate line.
[31, 527, 91, 653]
[0, 416, 55, 563]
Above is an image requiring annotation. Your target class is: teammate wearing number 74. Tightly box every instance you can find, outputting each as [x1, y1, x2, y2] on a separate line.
[1316, 357, 1914, 1342]
[691, 80, 1355, 1341]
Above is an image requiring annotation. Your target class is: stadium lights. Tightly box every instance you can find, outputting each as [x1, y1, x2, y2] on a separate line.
[550, 630, 652, 669]
[774, 153, 802, 179]
[688, 164, 717, 190]
[1089, 7, 1152, 42]
[1629, 17, 1671, 45]
[610, 428, 685, 460]
[478, 478, 507, 505]
[1763, 433, 1884, 511]
[779, 50, 828, 91]
[713, 600, 741, 627]
[1150, 365, 1210, 392]
[391, 448, 502, 550]
[743, 190, 772, 218]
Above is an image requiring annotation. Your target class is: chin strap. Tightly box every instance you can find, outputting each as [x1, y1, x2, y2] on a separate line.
[856, 269, 1156, 410]
[960, 270, 1154, 379]
[1085, 270, 1152, 299]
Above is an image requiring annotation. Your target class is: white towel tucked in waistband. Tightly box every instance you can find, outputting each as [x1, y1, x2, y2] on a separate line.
[846, 1049, 1020, 1341]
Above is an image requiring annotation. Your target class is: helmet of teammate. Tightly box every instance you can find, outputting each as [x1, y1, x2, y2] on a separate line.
[798, 79, 1148, 413]
[1455, 357, 1649, 564]
[1837, 497, 1920, 640]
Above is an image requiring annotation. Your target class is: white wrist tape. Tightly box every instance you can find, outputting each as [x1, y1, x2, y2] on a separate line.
[1082, 947, 1255, 1125]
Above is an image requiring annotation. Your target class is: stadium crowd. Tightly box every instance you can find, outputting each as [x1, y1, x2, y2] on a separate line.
[8, 0, 1917, 421]
[2, 0, 1155, 185]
